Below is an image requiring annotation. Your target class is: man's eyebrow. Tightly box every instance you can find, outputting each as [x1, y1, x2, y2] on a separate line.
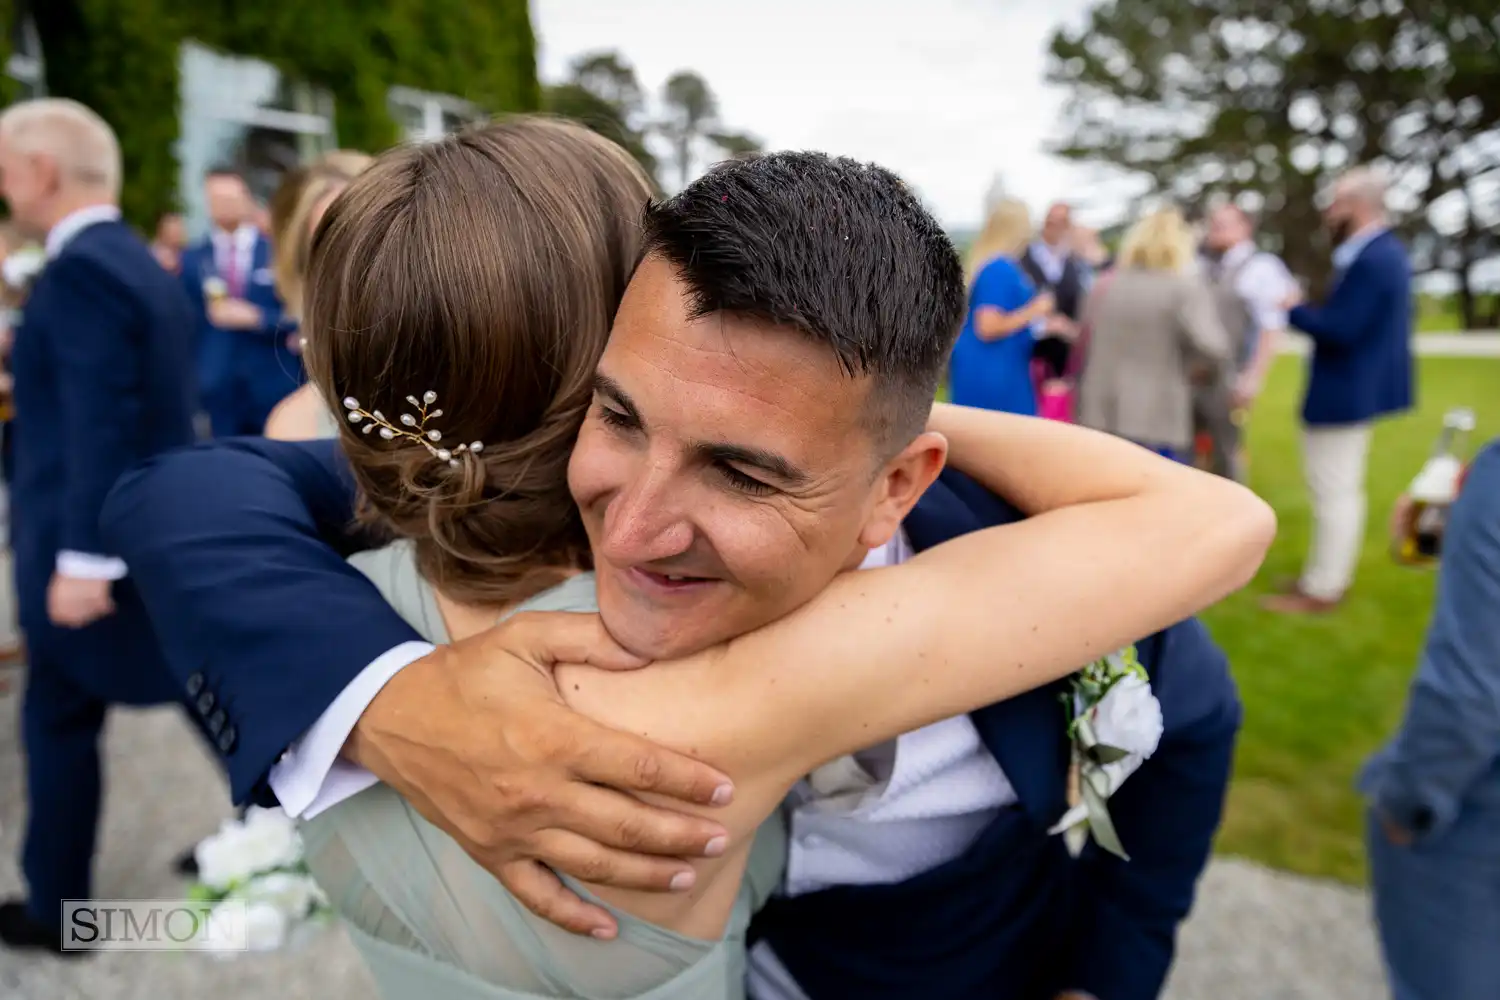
[594, 370, 809, 486]
[592, 372, 641, 422]
[699, 441, 811, 487]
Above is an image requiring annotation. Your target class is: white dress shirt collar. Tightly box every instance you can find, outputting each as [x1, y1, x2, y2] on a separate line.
[1028, 240, 1068, 285]
[45, 203, 122, 259]
[1333, 222, 1386, 272]
[1219, 239, 1257, 273]
[211, 222, 260, 254]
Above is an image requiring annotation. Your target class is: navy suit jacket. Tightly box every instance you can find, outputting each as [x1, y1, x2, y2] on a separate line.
[180, 232, 287, 396]
[11, 219, 196, 694]
[1289, 230, 1414, 426]
[1360, 439, 1500, 842]
[101, 438, 1240, 998]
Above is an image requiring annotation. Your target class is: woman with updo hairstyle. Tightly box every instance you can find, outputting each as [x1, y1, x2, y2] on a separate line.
[262, 149, 373, 440]
[289, 117, 1273, 999]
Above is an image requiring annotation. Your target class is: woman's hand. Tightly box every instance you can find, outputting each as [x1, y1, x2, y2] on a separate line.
[975, 291, 1055, 341]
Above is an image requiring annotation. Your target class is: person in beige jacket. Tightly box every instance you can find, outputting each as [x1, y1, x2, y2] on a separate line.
[1076, 207, 1231, 461]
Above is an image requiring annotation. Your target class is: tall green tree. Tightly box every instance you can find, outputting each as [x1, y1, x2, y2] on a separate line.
[542, 51, 658, 186]
[658, 70, 718, 190]
[657, 70, 762, 190]
[1045, 0, 1499, 324]
[542, 53, 762, 193]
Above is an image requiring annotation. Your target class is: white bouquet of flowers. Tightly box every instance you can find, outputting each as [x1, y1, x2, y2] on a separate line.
[186, 805, 334, 957]
[1048, 645, 1164, 861]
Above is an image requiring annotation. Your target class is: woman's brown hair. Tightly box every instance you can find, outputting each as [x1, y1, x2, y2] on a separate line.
[302, 116, 652, 606]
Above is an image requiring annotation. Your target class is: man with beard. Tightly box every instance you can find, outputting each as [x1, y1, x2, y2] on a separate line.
[1266, 166, 1414, 615]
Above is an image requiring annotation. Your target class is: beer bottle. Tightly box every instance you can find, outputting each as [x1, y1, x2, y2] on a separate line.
[1393, 407, 1476, 566]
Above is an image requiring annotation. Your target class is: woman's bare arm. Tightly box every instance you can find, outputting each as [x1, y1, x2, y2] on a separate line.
[975, 290, 1054, 341]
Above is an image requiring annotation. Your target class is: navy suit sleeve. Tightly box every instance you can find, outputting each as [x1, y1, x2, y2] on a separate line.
[180, 248, 212, 344]
[1288, 248, 1394, 348]
[49, 256, 148, 555]
[251, 276, 286, 337]
[99, 437, 422, 805]
[1365, 441, 1500, 839]
[1065, 620, 1241, 1000]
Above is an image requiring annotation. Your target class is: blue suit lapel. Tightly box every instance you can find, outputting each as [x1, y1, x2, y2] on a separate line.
[903, 471, 1071, 828]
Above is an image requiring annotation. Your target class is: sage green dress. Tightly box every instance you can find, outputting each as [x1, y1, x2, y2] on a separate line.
[299, 540, 788, 1000]
[313, 400, 341, 438]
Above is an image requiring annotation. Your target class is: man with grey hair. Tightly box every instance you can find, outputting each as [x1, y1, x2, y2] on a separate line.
[0, 98, 198, 953]
[1266, 165, 1414, 614]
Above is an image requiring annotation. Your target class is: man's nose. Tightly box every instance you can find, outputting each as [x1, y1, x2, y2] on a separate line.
[597, 470, 694, 566]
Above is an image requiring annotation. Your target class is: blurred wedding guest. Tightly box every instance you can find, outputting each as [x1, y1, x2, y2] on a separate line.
[0, 219, 33, 676]
[1359, 436, 1500, 1000]
[1076, 206, 1229, 462]
[1019, 201, 1089, 385]
[946, 197, 1055, 415]
[149, 211, 185, 275]
[0, 98, 197, 954]
[0, 220, 31, 485]
[1197, 203, 1296, 481]
[180, 165, 292, 437]
[266, 149, 372, 248]
[1057, 225, 1113, 388]
[264, 150, 373, 440]
[1264, 166, 1413, 615]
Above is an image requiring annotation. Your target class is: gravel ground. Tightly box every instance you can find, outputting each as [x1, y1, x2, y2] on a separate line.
[0, 695, 1390, 1000]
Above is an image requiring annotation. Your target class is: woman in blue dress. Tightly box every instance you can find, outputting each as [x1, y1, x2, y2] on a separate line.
[947, 198, 1056, 415]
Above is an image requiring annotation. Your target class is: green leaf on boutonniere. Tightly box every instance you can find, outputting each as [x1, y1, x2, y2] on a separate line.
[1087, 743, 1131, 765]
[1080, 764, 1129, 860]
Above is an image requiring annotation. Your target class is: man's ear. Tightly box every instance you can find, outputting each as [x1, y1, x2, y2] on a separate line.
[858, 430, 948, 550]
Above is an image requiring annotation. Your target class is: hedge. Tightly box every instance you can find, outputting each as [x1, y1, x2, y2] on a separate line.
[2, 0, 537, 228]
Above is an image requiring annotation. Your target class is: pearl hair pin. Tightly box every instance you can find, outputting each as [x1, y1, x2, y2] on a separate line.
[342, 390, 484, 467]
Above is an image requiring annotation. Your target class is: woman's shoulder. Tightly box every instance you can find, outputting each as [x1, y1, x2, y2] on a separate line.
[347, 540, 450, 642]
[977, 254, 1025, 284]
[265, 384, 337, 441]
[504, 572, 599, 618]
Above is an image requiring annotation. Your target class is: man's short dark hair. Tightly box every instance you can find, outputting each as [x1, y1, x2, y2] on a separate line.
[205, 164, 245, 183]
[641, 151, 966, 454]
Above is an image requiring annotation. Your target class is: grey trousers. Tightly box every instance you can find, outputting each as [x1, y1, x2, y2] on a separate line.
[1190, 378, 1244, 482]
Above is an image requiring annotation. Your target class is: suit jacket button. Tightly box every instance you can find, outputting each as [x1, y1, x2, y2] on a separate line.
[196, 691, 215, 715]
[207, 708, 227, 736]
[186, 672, 205, 697]
[216, 725, 237, 755]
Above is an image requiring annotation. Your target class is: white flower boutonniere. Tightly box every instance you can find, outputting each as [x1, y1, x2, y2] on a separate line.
[1047, 646, 1163, 860]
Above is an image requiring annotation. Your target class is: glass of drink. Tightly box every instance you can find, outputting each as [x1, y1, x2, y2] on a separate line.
[1393, 407, 1476, 566]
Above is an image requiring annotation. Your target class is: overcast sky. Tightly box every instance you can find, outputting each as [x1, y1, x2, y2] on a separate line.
[530, 0, 1110, 231]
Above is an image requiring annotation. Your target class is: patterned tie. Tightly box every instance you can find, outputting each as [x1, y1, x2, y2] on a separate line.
[226, 237, 243, 298]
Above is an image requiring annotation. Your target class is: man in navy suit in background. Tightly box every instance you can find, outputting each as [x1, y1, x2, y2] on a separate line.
[180, 165, 294, 437]
[103, 152, 1249, 998]
[1265, 165, 1414, 615]
[0, 98, 197, 953]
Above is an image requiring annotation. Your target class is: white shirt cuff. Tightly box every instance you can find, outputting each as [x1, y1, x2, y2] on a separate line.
[57, 551, 128, 580]
[268, 640, 435, 819]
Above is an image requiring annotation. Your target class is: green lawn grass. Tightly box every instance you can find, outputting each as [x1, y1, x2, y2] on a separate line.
[1415, 293, 1463, 332]
[1205, 354, 1498, 884]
